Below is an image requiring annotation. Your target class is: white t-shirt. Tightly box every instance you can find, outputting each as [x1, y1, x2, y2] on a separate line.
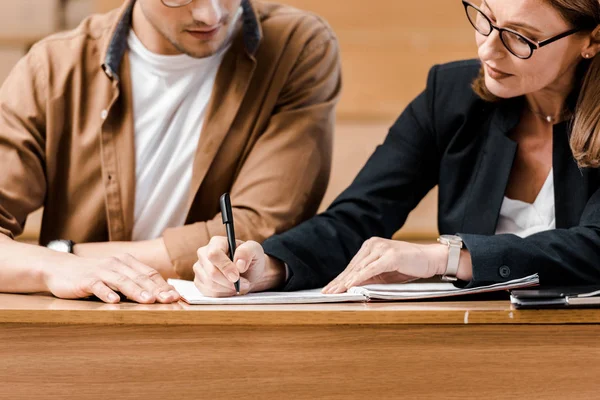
[127, 13, 239, 241]
[495, 169, 556, 238]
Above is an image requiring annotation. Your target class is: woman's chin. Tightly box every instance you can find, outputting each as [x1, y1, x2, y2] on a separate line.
[484, 75, 519, 99]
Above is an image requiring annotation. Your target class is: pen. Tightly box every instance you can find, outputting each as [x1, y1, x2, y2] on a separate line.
[220, 193, 240, 294]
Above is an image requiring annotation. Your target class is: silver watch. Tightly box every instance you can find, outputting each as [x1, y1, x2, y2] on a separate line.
[437, 235, 463, 282]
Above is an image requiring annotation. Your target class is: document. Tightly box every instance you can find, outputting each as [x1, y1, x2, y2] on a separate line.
[169, 274, 539, 305]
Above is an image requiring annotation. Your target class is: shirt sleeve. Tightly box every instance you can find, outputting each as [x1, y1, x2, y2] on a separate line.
[0, 49, 48, 239]
[163, 27, 342, 280]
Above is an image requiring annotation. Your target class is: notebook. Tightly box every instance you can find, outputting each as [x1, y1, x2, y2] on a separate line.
[511, 285, 600, 308]
[168, 274, 539, 305]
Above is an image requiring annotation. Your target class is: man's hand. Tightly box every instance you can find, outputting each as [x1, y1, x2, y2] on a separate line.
[43, 253, 180, 304]
[73, 238, 177, 279]
[193, 237, 286, 297]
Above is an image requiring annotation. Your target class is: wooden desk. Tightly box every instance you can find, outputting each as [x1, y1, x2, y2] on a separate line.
[1, 294, 599, 399]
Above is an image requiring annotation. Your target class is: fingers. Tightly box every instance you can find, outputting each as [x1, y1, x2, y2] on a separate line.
[202, 237, 240, 284]
[359, 272, 416, 286]
[94, 266, 155, 304]
[324, 240, 381, 294]
[117, 254, 179, 303]
[193, 238, 263, 298]
[232, 241, 264, 273]
[323, 243, 370, 292]
[89, 280, 120, 304]
[327, 252, 381, 293]
[344, 259, 391, 289]
[194, 261, 237, 298]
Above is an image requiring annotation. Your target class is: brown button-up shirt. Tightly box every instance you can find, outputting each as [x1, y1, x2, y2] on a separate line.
[0, 0, 341, 279]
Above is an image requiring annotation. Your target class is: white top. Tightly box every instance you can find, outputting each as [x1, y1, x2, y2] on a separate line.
[127, 12, 240, 241]
[495, 169, 556, 238]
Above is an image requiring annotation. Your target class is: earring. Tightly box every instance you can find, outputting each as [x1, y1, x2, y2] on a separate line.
[584, 53, 592, 59]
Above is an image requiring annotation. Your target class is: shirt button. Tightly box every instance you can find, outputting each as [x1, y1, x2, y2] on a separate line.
[499, 265, 511, 278]
[101, 110, 108, 120]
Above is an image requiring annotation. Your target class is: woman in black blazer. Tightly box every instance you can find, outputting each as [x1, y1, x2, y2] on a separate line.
[193, 0, 600, 296]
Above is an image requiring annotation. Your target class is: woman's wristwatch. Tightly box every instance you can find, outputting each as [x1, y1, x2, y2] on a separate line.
[436, 235, 463, 282]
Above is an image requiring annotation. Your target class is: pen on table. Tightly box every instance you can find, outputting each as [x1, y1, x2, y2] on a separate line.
[220, 193, 240, 294]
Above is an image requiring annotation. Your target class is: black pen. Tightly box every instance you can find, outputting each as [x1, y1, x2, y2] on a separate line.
[220, 193, 240, 294]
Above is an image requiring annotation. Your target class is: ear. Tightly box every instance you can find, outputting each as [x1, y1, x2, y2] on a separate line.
[581, 25, 600, 58]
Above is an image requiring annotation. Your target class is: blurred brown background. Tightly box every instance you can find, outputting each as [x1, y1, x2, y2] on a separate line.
[0, 0, 477, 242]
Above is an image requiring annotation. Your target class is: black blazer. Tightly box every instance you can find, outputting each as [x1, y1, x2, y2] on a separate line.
[263, 59, 600, 291]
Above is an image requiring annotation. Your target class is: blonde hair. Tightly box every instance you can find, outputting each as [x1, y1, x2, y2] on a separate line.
[472, 0, 600, 168]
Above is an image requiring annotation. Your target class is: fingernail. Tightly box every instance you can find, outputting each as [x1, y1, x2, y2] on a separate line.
[169, 290, 179, 298]
[227, 272, 238, 282]
[108, 293, 119, 302]
[141, 291, 151, 301]
[159, 292, 169, 300]
[240, 279, 251, 294]
[236, 259, 246, 270]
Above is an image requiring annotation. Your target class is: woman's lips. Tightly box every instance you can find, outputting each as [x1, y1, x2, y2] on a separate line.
[485, 63, 513, 80]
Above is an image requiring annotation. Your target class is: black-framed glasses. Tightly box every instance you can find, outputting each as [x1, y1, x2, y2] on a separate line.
[161, 0, 193, 7]
[462, 1, 580, 59]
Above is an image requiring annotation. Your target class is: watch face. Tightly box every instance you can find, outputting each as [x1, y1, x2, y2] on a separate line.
[48, 241, 70, 253]
[439, 234, 463, 245]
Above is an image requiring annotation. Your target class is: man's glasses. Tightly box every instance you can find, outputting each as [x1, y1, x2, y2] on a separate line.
[161, 0, 193, 8]
[462, 1, 580, 59]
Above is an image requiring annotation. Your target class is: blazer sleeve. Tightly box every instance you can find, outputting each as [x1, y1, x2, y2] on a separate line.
[460, 188, 600, 285]
[262, 67, 443, 291]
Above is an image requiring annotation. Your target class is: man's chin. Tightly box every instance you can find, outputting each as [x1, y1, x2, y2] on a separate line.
[176, 34, 229, 59]
[184, 48, 221, 58]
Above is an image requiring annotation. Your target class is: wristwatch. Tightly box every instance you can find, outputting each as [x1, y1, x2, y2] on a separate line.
[47, 240, 76, 254]
[437, 234, 463, 282]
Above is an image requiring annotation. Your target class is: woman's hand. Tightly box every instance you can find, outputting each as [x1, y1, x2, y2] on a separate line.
[323, 238, 449, 294]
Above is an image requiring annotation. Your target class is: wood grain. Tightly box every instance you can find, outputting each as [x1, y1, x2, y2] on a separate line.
[1, 323, 599, 399]
[2, 294, 600, 325]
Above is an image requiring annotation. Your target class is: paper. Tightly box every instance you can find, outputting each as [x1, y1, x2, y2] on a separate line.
[354, 275, 539, 300]
[168, 279, 365, 305]
[169, 274, 539, 305]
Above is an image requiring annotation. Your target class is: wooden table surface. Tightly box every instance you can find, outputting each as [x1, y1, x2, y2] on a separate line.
[1, 292, 600, 325]
[1, 293, 599, 399]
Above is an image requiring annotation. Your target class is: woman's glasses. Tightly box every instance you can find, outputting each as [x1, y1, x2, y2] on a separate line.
[462, 0, 580, 59]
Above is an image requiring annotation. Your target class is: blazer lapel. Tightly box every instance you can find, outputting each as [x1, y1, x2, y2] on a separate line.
[553, 122, 589, 228]
[461, 101, 520, 235]
[186, 38, 257, 211]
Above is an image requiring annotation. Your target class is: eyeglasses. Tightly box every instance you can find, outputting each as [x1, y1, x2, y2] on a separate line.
[462, 1, 580, 59]
[161, 0, 193, 8]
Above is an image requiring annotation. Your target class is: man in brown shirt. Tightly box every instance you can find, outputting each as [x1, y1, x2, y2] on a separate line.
[0, 0, 340, 303]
